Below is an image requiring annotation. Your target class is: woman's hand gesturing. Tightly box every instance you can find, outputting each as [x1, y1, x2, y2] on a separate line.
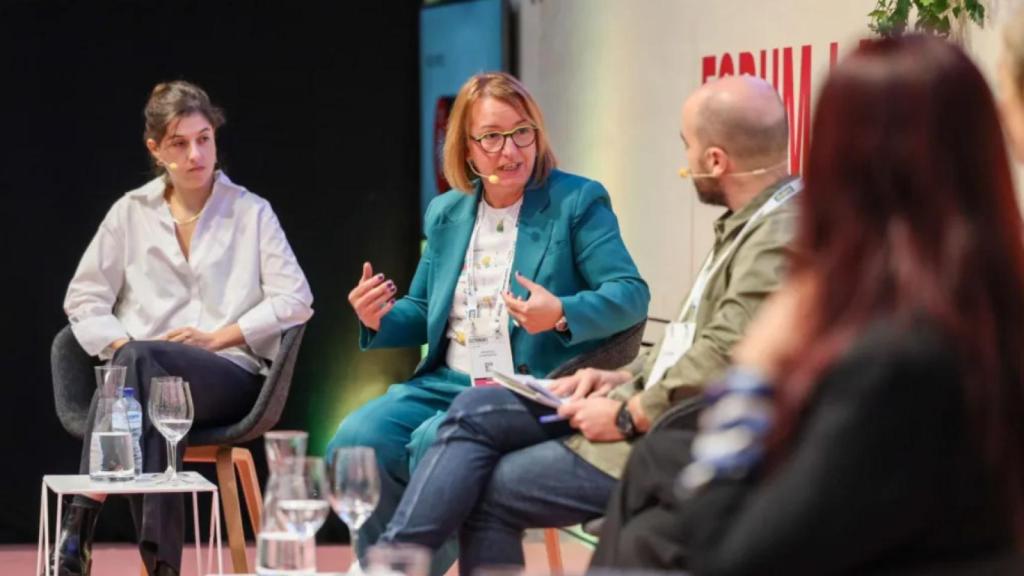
[348, 261, 398, 331]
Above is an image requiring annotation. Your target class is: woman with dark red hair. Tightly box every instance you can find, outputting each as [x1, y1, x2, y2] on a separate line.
[679, 36, 1024, 574]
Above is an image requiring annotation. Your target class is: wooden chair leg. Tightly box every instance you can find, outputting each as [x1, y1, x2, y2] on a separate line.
[232, 447, 263, 533]
[216, 446, 249, 573]
[544, 527, 564, 576]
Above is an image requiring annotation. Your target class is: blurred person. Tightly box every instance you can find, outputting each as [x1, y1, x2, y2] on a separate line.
[677, 36, 1024, 575]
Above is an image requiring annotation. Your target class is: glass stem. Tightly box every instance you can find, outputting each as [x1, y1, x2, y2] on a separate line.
[349, 527, 360, 570]
[168, 440, 179, 478]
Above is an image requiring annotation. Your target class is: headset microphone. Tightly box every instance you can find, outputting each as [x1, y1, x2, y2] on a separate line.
[678, 160, 788, 180]
[468, 161, 500, 184]
[153, 155, 179, 171]
[678, 167, 711, 179]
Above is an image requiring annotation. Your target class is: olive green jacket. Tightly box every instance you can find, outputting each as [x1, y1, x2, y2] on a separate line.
[564, 176, 800, 478]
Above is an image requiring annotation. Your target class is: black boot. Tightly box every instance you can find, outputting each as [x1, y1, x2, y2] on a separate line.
[152, 562, 179, 576]
[54, 496, 102, 576]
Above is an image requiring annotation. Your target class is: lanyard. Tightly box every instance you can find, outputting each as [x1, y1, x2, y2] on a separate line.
[464, 199, 522, 336]
[678, 179, 802, 323]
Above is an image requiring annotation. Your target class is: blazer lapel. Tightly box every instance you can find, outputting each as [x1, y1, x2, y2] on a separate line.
[509, 183, 553, 299]
[426, 188, 480, 352]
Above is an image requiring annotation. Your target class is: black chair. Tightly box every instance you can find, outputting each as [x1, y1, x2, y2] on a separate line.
[545, 321, 646, 380]
[50, 323, 307, 574]
[538, 320, 646, 575]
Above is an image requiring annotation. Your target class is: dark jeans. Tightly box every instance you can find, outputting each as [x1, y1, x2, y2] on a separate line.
[76, 341, 261, 573]
[589, 403, 699, 572]
[380, 387, 617, 576]
[325, 366, 471, 575]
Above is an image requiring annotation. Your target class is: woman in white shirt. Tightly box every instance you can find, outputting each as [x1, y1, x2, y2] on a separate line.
[58, 81, 313, 576]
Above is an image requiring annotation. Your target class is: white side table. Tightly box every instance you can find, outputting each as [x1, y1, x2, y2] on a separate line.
[37, 473, 224, 576]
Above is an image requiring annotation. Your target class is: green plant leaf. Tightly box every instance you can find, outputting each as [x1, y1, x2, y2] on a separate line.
[868, 0, 984, 37]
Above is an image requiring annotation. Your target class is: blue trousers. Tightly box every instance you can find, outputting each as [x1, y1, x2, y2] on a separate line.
[380, 387, 617, 576]
[325, 366, 469, 574]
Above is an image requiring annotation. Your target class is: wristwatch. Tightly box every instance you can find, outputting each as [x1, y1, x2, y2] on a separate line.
[615, 401, 639, 440]
[554, 316, 569, 332]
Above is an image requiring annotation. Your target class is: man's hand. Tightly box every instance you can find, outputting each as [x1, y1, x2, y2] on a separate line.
[548, 368, 632, 400]
[558, 397, 625, 442]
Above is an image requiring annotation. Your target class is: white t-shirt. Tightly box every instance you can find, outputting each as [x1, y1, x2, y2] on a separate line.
[445, 197, 523, 374]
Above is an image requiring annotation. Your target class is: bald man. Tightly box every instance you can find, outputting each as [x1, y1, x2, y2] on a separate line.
[583, 75, 799, 570]
[377, 76, 798, 576]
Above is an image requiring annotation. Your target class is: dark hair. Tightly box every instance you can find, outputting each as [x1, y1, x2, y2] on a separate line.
[776, 36, 1024, 539]
[143, 81, 225, 170]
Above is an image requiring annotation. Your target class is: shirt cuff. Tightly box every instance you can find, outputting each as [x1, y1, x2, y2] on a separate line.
[69, 314, 129, 357]
[639, 384, 672, 424]
[238, 300, 282, 360]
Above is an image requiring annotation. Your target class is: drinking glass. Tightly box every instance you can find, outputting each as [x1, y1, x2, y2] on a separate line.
[148, 377, 194, 482]
[256, 430, 311, 575]
[276, 457, 331, 539]
[328, 446, 381, 575]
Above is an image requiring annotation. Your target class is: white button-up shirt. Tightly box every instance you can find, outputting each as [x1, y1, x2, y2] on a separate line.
[64, 171, 314, 374]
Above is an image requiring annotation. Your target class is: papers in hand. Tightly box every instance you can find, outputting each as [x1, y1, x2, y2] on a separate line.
[492, 371, 565, 409]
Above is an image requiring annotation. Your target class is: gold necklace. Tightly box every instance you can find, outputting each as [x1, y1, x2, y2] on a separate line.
[171, 211, 202, 226]
[165, 187, 208, 226]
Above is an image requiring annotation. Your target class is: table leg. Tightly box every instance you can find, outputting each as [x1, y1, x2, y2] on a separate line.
[37, 481, 46, 576]
[53, 490, 62, 576]
[214, 490, 223, 575]
[207, 490, 216, 575]
[192, 492, 201, 576]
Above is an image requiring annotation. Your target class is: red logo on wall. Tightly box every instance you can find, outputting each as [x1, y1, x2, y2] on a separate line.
[701, 42, 840, 174]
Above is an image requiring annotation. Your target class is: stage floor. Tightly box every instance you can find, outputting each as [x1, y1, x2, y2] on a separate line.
[3, 532, 594, 575]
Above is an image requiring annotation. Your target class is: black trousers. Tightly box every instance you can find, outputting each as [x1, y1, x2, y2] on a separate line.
[589, 400, 700, 572]
[77, 341, 261, 573]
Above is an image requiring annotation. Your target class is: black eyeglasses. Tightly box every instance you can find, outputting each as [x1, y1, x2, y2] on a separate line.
[471, 125, 538, 153]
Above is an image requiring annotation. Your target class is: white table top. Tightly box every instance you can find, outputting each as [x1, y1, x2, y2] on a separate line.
[44, 472, 216, 495]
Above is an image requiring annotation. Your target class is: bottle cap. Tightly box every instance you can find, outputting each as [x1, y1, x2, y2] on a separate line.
[123, 387, 136, 399]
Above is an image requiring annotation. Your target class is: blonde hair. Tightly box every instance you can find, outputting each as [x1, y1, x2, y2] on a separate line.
[442, 72, 557, 192]
[1004, 8, 1024, 98]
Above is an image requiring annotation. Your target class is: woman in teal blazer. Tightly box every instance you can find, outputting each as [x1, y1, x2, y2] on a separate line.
[327, 72, 648, 567]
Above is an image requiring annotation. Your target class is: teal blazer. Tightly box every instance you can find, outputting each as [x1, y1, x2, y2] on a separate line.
[360, 169, 649, 378]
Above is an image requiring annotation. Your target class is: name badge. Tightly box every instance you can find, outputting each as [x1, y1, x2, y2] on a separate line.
[468, 331, 515, 387]
[646, 321, 696, 390]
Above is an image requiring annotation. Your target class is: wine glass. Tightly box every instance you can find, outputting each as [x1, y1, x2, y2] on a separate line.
[276, 457, 331, 539]
[328, 446, 381, 575]
[148, 377, 194, 483]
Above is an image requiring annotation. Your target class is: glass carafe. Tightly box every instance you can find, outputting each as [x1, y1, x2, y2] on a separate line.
[88, 365, 133, 481]
[257, 431, 311, 575]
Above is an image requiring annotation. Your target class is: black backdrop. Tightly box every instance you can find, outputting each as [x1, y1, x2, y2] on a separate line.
[0, 1, 424, 544]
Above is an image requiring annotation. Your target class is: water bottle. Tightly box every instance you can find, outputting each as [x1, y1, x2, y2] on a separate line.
[120, 388, 144, 476]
